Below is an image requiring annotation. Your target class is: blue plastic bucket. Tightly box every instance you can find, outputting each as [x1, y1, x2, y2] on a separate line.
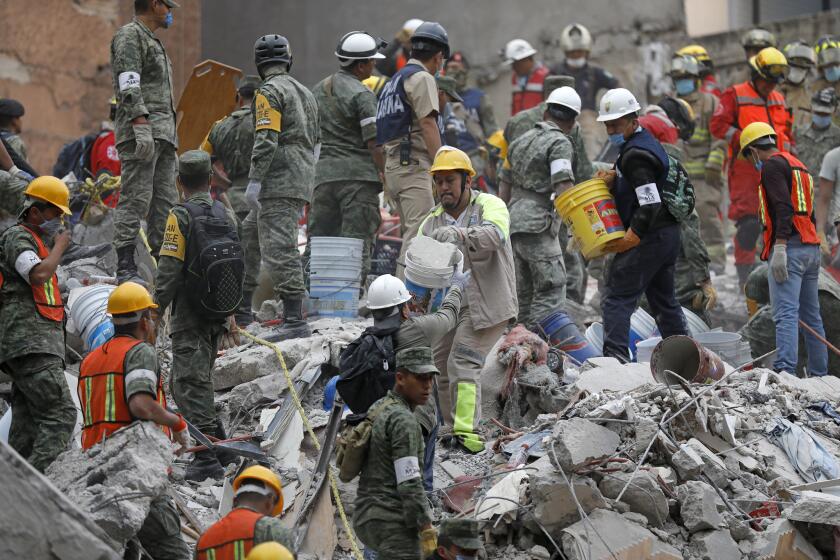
[310, 277, 360, 318]
[87, 320, 114, 351]
[539, 310, 601, 364]
[404, 278, 445, 312]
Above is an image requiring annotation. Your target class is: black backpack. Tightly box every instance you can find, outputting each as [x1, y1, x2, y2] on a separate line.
[181, 201, 245, 320]
[53, 133, 97, 180]
[660, 154, 696, 222]
[336, 325, 400, 414]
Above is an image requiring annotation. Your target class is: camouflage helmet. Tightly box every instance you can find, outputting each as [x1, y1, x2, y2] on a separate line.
[744, 264, 770, 306]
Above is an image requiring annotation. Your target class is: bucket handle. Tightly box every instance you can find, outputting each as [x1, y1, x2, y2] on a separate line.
[310, 279, 359, 300]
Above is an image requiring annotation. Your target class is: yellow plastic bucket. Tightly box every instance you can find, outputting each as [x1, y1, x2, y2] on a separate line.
[554, 178, 625, 259]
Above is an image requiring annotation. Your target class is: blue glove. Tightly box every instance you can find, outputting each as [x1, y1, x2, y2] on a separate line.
[450, 269, 471, 291]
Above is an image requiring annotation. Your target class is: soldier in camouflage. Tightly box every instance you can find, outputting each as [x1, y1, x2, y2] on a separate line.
[430, 518, 482, 560]
[795, 89, 840, 178]
[354, 347, 439, 560]
[0, 168, 28, 219]
[154, 151, 239, 482]
[673, 211, 716, 323]
[500, 88, 580, 328]
[0, 98, 28, 163]
[304, 31, 385, 286]
[200, 75, 261, 323]
[110, 0, 180, 284]
[247, 35, 320, 340]
[0, 178, 76, 472]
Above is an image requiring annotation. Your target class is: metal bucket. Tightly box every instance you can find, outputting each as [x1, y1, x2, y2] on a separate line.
[650, 335, 725, 385]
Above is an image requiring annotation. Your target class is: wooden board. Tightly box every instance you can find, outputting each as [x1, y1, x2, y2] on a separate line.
[176, 59, 242, 154]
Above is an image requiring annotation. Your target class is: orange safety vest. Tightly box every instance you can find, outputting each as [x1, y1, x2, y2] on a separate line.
[733, 81, 791, 153]
[195, 508, 264, 560]
[395, 51, 407, 73]
[511, 65, 549, 116]
[6, 225, 64, 322]
[78, 336, 170, 450]
[757, 151, 819, 261]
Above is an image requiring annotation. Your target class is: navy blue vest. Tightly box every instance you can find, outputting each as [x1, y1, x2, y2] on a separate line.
[614, 128, 669, 228]
[460, 88, 484, 120]
[375, 64, 422, 144]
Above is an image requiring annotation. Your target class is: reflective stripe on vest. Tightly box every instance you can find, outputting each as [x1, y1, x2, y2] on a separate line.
[78, 336, 170, 450]
[196, 508, 264, 560]
[758, 151, 818, 261]
[19, 225, 64, 322]
[511, 65, 549, 116]
[733, 82, 791, 154]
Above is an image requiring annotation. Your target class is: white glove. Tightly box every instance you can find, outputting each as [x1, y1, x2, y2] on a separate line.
[770, 244, 788, 283]
[431, 225, 464, 245]
[132, 123, 155, 162]
[246, 180, 262, 212]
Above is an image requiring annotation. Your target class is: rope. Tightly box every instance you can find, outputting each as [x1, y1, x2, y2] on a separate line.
[239, 329, 364, 560]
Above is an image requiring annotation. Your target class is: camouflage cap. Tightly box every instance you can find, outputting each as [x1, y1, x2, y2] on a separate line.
[396, 347, 439, 375]
[543, 74, 575, 94]
[436, 75, 464, 102]
[812, 87, 838, 114]
[238, 74, 262, 94]
[160, 0, 180, 8]
[744, 263, 770, 306]
[440, 518, 481, 549]
[178, 150, 212, 176]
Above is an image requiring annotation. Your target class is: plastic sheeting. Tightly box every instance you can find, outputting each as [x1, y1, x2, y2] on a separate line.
[766, 416, 840, 483]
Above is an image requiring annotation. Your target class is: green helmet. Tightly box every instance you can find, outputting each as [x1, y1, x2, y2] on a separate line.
[744, 264, 770, 306]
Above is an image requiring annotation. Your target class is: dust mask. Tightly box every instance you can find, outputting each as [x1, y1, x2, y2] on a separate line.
[566, 56, 586, 69]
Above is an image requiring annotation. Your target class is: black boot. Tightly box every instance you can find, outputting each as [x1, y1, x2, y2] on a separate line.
[185, 449, 224, 482]
[213, 420, 239, 467]
[234, 289, 254, 327]
[265, 298, 311, 342]
[116, 245, 143, 285]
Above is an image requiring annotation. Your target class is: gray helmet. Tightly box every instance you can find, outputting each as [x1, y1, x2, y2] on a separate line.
[254, 34, 292, 71]
[411, 21, 450, 58]
[670, 55, 701, 78]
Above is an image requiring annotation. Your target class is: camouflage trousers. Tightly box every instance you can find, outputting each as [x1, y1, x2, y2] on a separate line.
[512, 230, 567, 328]
[257, 197, 306, 301]
[170, 325, 224, 435]
[239, 210, 262, 295]
[136, 494, 190, 560]
[2, 354, 75, 472]
[303, 181, 382, 284]
[694, 179, 726, 270]
[559, 223, 587, 304]
[355, 520, 421, 560]
[114, 139, 178, 254]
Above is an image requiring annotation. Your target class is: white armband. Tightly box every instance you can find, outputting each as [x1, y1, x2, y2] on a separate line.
[118, 71, 141, 92]
[15, 250, 41, 284]
[359, 116, 377, 127]
[550, 158, 572, 175]
[394, 456, 421, 484]
[635, 183, 661, 206]
[125, 369, 158, 387]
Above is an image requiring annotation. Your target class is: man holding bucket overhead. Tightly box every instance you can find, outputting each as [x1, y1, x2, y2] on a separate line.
[740, 121, 828, 376]
[595, 88, 688, 363]
[418, 146, 516, 453]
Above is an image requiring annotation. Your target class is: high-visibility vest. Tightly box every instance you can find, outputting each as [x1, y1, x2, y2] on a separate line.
[511, 65, 549, 116]
[757, 151, 819, 261]
[733, 81, 790, 153]
[196, 508, 264, 560]
[16, 225, 64, 322]
[78, 336, 170, 450]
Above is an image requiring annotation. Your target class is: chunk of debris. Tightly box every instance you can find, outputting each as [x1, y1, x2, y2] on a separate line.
[676, 481, 722, 533]
[560, 508, 681, 560]
[549, 418, 620, 471]
[599, 471, 669, 527]
[688, 529, 740, 560]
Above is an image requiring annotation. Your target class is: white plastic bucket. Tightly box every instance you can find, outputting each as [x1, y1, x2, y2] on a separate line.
[309, 237, 363, 282]
[309, 278, 360, 318]
[585, 322, 604, 353]
[693, 331, 742, 364]
[683, 307, 711, 337]
[404, 238, 461, 289]
[67, 284, 116, 351]
[635, 336, 662, 363]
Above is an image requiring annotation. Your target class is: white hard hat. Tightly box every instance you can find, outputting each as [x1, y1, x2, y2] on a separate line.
[366, 274, 411, 309]
[335, 32, 386, 65]
[560, 23, 593, 52]
[403, 18, 424, 34]
[597, 88, 642, 122]
[546, 86, 582, 115]
[503, 39, 538, 64]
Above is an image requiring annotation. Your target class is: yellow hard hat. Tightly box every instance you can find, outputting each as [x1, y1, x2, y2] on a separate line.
[676, 44, 710, 63]
[362, 75, 387, 97]
[486, 129, 508, 161]
[234, 466, 284, 516]
[245, 542, 294, 560]
[108, 281, 158, 315]
[749, 47, 788, 82]
[739, 121, 777, 154]
[429, 146, 476, 177]
[23, 176, 71, 215]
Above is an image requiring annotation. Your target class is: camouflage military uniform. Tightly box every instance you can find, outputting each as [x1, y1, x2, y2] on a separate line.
[0, 225, 75, 472]
[503, 121, 575, 327]
[249, 66, 320, 301]
[680, 90, 726, 270]
[354, 386, 432, 560]
[674, 211, 713, 323]
[794, 121, 840, 176]
[0, 131, 27, 162]
[0, 169, 27, 218]
[110, 17, 178, 254]
[811, 78, 840, 127]
[154, 160, 235, 436]
[780, 82, 812, 129]
[201, 106, 260, 294]
[305, 68, 381, 282]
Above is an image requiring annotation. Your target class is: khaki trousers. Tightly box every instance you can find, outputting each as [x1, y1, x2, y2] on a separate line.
[384, 155, 434, 279]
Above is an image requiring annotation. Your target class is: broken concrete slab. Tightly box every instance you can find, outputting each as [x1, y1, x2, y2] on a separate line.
[787, 491, 840, 525]
[549, 418, 620, 471]
[671, 443, 705, 479]
[754, 519, 822, 560]
[688, 529, 740, 560]
[526, 470, 606, 536]
[212, 338, 313, 390]
[560, 508, 681, 560]
[599, 471, 668, 528]
[676, 481, 722, 533]
[572, 360, 653, 394]
[227, 372, 288, 413]
[46, 422, 173, 550]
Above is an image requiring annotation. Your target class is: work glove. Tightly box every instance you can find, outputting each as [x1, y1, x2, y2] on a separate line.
[595, 169, 616, 188]
[450, 269, 471, 292]
[692, 280, 718, 311]
[246, 179, 262, 212]
[420, 527, 438, 558]
[172, 414, 190, 454]
[132, 123, 155, 162]
[8, 165, 34, 182]
[430, 225, 464, 245]
[604, 228, 640, 254]
[220, 316, 241, 350]
[704, 167, 722, 188]
[770, 244, 789, 283]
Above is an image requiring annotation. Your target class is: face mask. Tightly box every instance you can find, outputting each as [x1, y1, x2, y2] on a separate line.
[674, 78, 696, 96]
[448, 69, 468, 91]
[566, 56, 586, 69]
[812, 114, 833, 129]
[787, 67, 808, 85]
[608, 133, 626, 147]
[163, 11, 173, 28]
[455, 556, 477, 560]
[825, 66, 840, 83]
[39, 217, 64, 238]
